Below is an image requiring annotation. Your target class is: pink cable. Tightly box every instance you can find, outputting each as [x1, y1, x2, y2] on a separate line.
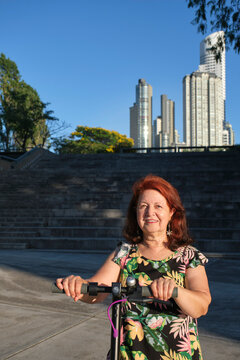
[107, 298, 127, 338]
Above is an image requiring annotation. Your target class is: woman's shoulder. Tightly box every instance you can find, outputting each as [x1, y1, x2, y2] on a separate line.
[114, 241, 136, 257]
[112, 241, 136, 265]
[173, 245, 208, 268]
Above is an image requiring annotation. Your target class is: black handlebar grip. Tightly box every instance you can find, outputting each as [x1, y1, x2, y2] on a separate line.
[141, 286, 153, 297]
[81, 283, 88, 294]
[51, 283, 65, 293]
[51, 282, 89, 294]
[172, 287, 178, 298]
[141, 286, 178, 298]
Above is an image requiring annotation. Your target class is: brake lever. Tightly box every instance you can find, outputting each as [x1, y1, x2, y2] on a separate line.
[126, 286, 174, 307]
[127, 295, 173, 305]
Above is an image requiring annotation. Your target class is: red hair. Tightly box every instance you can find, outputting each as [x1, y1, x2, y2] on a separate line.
[123, 174, 193, 250]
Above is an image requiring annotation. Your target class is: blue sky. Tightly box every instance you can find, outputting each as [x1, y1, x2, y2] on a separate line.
[0, 0, 239, 144]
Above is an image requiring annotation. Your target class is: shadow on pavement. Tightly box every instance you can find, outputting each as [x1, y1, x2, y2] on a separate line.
[0, 250, 240, 342]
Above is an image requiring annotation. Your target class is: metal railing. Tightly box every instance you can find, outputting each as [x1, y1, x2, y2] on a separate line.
[120, 145, 238, 153]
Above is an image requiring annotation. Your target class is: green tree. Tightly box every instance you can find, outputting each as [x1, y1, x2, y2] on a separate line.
[0, 53, 20, 149]
[186, 0, 240, 59]
[0, 53, 58, 150]
[53, 126, 134, 154]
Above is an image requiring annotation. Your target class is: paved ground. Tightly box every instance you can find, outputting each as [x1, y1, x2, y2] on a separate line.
[0, 250, 239, 360]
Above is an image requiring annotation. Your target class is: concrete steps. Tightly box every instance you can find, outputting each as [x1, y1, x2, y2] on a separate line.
[0, 150, 239, 252]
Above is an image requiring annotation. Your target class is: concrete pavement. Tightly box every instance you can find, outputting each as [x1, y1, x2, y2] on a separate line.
[0, 250, 239, 360]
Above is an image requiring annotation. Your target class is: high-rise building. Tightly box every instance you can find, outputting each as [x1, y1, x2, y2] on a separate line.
[182, 31, 235, 147]
[183, 71, 223, 146]
[152, 95, 175, 149]
[199, 31, 235, 144]
[161, 95, 175, 146]
[152, 116, 162, 147]
[130, 79, 152, 148]
[200, 31, 226, 107]
[174, 129, 181, 145]
[223, 121, 235, 145]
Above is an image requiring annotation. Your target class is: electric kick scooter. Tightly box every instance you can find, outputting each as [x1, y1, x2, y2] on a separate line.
[52, 276, 178, 360]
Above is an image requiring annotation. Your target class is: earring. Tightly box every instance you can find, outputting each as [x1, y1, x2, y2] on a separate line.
[166, 223, 172, 237]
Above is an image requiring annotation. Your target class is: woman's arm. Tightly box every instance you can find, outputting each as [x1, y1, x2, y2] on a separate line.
[150, 265, 211, 318]
[175, 265, 211, 318]
[56, 251, 121, 304]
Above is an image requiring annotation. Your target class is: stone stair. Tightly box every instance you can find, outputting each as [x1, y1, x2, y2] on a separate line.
[0, 150, 239, 253]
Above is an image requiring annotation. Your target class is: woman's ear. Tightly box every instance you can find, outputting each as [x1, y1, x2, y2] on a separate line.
[170, 208, 175, 219]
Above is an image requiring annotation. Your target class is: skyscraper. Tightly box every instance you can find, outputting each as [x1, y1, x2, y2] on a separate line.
[152, 95, 175, 149]
[161, 95, 175, 146]
[152, 116, 162, 147]
[130, 79, 152, 148]
[223, 122, 235, 145]
[183, 71, 223, 146]
[199, 31, 230, 140]
[200, 31, 226, 106]
[182, 31, 235, 147]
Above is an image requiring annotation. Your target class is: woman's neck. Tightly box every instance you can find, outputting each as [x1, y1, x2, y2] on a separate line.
[141, 234, 168, 250]
[136, 233, 174, 261]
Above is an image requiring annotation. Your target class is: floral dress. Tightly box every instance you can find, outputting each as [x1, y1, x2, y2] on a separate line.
[112, 242, 208, 360]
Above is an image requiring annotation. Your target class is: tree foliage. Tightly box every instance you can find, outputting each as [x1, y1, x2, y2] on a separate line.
[0, 53, 58, 150]
[186, 0, 240, 58]
[52, 126, 134, 154]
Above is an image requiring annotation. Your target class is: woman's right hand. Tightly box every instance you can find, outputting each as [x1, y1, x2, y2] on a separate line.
[56, 275, 88, 302]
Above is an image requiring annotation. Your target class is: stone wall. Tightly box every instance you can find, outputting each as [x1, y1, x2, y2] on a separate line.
[0, 150, 239, 253]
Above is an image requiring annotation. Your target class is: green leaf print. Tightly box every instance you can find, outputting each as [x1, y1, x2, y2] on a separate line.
[126, 258, 139, 273]
[145, 314, 166, 331]
[136, 303, 150, 317]
[131, 350, 148, 360]
[144, 327, 168, 352]
[134, 272, 152, 286]
[119, 347, 132, 360]
[120, 268, 129, 286]
[125, 332, 133, 348]
[124, 309, 139, 318]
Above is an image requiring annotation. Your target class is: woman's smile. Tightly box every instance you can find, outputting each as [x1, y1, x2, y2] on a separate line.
[137, 189, 174, 238]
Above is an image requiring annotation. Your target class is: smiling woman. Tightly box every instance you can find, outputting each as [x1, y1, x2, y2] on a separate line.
[56, 174, 211, 360]
[137, 189, 174, 241]
[123, 175, 193, 251]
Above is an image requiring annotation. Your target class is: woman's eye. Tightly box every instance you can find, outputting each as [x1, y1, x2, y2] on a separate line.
[139, 204, 147, 209]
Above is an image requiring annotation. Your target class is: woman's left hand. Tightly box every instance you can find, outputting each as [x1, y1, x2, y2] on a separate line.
[150, 278, 177, 301]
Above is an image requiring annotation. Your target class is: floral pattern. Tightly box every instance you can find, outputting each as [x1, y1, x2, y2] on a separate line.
[113, 243, 208, 360]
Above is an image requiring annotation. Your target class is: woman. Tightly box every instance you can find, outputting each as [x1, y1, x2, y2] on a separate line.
[56, 174, 211, 360]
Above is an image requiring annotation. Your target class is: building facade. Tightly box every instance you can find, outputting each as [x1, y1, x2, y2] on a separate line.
[223, 121, 235, 145]
[183, 71, 223, 146]
[161, 95, 175, 146]
[199, 31, 235, 144]
[152, 95, 175, 148]
[130, 79, 152, 148]
[152, 116, 162, 147]
[200, 31, 226, 107]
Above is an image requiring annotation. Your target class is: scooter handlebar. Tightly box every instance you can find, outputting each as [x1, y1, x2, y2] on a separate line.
[52, 282, 178, 298]
[141, 285, 178, 298]
[51, 283, 65, 293]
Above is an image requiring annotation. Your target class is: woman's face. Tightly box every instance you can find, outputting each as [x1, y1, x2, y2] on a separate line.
[137, 189, 174, 238]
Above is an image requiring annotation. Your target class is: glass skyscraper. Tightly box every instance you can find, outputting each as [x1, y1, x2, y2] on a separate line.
[183, 31, 234, 147]
[183, 72, 223, 146]
[130, 79, 152, 148]
[199, 31, 226, 125]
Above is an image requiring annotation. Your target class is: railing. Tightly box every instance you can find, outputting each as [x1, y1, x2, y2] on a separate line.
[0, 145, 238, 156]
[120, 145, 238, 154]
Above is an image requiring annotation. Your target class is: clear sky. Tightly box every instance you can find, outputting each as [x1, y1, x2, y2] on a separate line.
[0, 0, 239, 144]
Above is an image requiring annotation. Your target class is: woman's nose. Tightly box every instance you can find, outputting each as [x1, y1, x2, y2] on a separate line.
[145, 205, 155, 216]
